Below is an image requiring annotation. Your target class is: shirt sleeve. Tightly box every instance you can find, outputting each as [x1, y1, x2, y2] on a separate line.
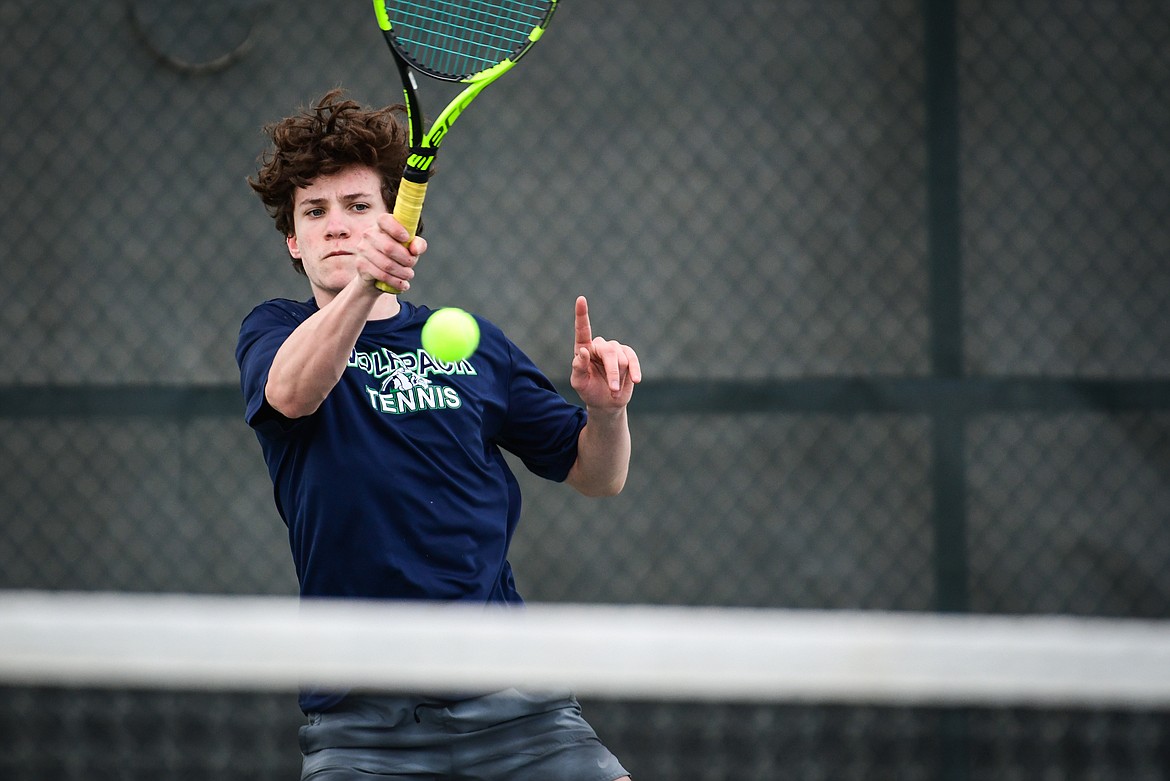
[235, 301, 305, 438]
[495, 339, 587, 482]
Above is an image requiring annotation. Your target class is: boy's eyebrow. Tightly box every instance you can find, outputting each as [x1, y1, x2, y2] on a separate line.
[296, 191, 375, 208]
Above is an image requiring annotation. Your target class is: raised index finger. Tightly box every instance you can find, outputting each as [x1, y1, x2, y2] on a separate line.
[574, 295, 593, 351]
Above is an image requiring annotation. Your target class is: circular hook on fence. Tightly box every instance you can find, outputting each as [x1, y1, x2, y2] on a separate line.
[127, 0, 269, 76]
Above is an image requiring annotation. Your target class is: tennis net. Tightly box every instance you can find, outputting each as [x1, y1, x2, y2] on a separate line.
[2, 590, 1169, 779]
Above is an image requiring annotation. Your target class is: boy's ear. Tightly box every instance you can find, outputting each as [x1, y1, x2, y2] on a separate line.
[286, 234, 301, 259]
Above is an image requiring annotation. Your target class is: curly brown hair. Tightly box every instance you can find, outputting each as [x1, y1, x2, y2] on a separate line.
[249, 89, 412, 274]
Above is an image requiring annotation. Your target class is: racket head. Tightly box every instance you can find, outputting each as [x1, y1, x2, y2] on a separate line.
[373, 0, 557, 82]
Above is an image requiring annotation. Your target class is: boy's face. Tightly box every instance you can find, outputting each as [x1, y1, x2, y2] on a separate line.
[287, 165, 387, 299]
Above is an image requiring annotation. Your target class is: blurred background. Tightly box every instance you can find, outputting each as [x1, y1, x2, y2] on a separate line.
[2, 0, 1169, 778]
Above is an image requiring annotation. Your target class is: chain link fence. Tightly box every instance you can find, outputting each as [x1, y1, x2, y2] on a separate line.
[2, 0, 1170, 778]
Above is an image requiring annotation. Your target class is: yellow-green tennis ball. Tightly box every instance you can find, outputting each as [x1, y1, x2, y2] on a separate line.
[422, 307, 480, 363]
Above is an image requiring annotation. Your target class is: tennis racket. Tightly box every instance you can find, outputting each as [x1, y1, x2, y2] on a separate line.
[371, 0, 559, 293]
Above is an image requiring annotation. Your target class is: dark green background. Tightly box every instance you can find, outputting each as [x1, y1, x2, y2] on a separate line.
[2, 1, 1168, 778]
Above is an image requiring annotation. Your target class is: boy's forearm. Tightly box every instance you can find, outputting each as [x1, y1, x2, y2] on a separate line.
[265, 279, 380, 418]
[566, 407, 632, 497]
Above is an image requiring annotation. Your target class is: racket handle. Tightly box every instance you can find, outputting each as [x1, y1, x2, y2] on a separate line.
[392, 178, 428, 240]
[375, 178, 429, 294]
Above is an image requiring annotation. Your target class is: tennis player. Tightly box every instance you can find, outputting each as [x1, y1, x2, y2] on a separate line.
[236, 89, 637, 780]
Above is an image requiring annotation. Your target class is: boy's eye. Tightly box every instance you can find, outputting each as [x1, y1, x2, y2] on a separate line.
[306, 207, 324, 218]
[351, 203, 370, 212]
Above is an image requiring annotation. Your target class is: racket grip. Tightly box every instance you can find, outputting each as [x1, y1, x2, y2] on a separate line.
[393, 178, 427, 242]
[375, 179, 429, 294]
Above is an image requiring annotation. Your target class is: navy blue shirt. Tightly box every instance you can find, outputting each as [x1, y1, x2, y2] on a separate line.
[236, 298, 585, 710]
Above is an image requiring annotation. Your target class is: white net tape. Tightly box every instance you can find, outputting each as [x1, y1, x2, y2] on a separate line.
[2, 590, 1169, 708]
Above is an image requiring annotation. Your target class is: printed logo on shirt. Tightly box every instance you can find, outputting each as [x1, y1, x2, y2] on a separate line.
[349, 347, 476, 416]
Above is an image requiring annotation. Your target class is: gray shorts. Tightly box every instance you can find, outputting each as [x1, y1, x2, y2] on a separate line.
[299, 688, 629, 781]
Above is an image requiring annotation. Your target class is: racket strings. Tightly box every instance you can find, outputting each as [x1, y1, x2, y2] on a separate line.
[389, 0, 550, 77]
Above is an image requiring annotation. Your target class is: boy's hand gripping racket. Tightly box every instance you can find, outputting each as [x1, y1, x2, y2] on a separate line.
[371, 0, 559, 293]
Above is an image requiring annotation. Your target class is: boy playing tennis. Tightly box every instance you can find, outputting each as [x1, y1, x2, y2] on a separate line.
[237, 89, 637, 780]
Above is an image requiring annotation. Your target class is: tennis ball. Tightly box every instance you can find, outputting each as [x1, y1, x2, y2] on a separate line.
[421, 307, 480, 363]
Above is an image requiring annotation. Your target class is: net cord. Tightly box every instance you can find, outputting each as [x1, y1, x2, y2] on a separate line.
[1, 591, 1168, 708]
